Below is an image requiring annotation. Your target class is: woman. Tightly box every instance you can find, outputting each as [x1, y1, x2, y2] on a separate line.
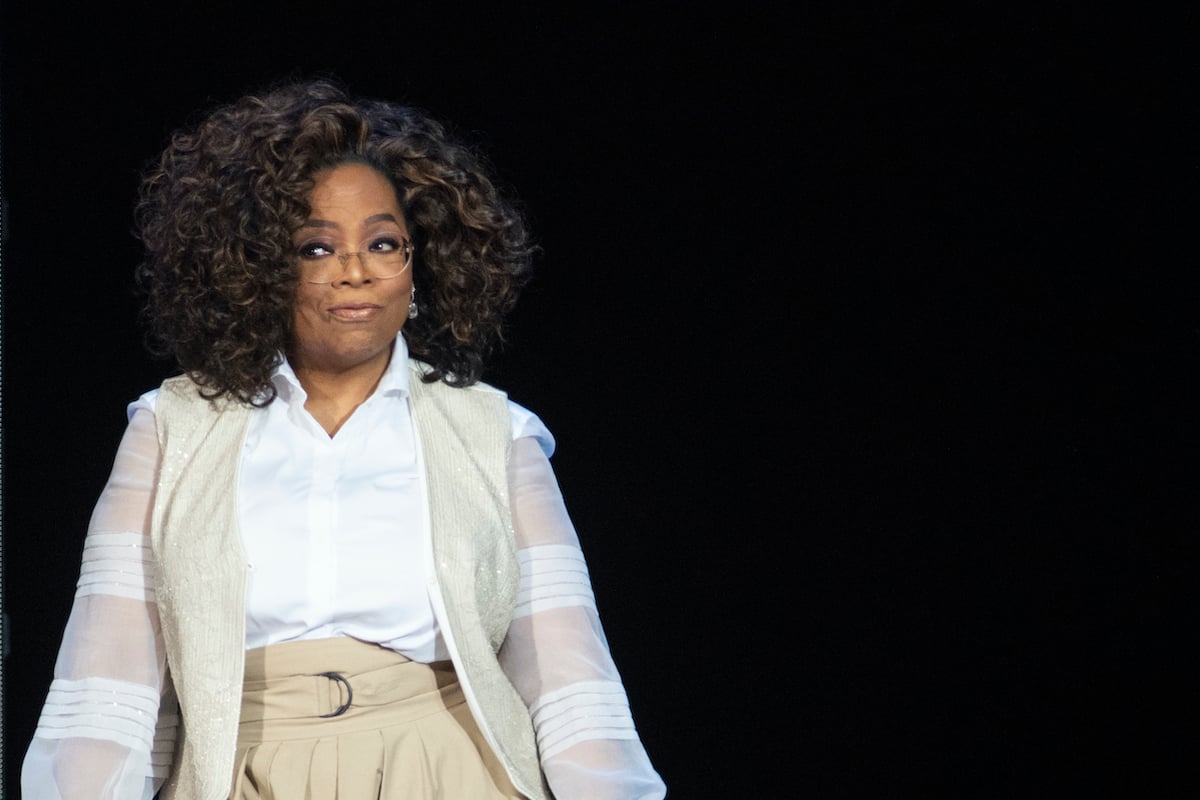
[22, 78, 666, 799]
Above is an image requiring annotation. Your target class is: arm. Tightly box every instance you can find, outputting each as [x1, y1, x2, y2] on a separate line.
[499, 436, 666, 799]
[22, 408, 177, 799]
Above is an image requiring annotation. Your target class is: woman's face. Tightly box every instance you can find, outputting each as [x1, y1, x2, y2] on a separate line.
[290, 162, 414, 376]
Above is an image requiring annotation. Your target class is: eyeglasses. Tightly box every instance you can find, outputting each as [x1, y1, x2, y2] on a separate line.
[297, 236, 414, 285]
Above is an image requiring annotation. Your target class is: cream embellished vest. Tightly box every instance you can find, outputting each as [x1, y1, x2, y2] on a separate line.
[151, 364, 551, 800]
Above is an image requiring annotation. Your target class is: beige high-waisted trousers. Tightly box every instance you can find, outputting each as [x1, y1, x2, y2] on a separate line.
[231, 637, 524, 799]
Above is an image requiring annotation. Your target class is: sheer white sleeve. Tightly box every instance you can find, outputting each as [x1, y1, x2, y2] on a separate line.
[21, 407, 177, 799]
[500, 436, 666, 799]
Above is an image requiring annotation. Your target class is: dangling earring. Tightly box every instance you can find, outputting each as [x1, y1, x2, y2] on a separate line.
[408, 286, 419, 319]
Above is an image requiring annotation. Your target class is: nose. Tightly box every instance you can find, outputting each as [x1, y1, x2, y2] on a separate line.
[335, 251, 372, 285]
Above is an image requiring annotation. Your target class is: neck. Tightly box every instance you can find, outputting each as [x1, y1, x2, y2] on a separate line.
[290, 346, 394, 437]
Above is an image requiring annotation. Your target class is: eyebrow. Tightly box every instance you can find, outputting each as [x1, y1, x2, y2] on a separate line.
[296, 213, 402, 230]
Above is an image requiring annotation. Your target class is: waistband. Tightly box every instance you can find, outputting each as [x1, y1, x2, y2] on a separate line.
[240, 637, 461, 733]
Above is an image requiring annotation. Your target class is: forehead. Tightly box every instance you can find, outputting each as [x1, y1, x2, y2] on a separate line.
[308, 163, 401, 208]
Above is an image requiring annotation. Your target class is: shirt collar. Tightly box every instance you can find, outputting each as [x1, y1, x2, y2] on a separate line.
[271, 333, 412, 404]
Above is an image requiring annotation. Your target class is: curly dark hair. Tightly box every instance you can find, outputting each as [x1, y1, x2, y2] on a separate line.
[134, 77, 536, 405]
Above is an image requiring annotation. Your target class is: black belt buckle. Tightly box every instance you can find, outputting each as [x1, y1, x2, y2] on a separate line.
[315, 671, 353, 717]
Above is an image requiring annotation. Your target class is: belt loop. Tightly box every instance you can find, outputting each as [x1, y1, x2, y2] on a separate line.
[314, 671, 353, 717]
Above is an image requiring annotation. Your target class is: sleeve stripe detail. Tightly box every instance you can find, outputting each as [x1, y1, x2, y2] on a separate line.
[36, 714, 155, 741]
[528, 680, 638, 758]
[79, 563, 154, 576]
[83, 531, 150, 547]
[35, 678, 163, 755]
[529, 679, 627, 714]
[540, 723, 640, 759]
[76, 532, 156, 599]
[517, 544, 585, 564]
[514, 545, 596, 619]
[74, 585, 156, 602]
[80, 548, 153, 562]
[80, 532, 152, 559]
[48, 677, 160, 703]
[32, 724, 154, 754]
[76, 569, 156, 592]
[41, 697, 157, 720]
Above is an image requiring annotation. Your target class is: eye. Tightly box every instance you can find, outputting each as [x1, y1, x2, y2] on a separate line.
[298, 241, 335, 260]
[368, 236, 402, 253]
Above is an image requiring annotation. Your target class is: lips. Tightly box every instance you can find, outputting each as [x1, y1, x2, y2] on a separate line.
[327, 303, 382, 321]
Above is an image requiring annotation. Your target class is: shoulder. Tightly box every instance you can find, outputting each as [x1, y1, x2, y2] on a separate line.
[506, 399, 555, 457]
[406, 359, 505, 396]
[125, 374, 192, 419]
[127, 386, 163, 421]
[125, 374, 229, 422]
[406, 359, 555, 456]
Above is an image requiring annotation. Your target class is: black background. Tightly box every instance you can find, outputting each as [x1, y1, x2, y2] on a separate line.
[1, 3, 1188, 797]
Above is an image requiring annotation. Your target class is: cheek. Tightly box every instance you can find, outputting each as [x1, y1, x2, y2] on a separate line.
[290, 288, 332, 341]
[292, 290, 319, 323]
